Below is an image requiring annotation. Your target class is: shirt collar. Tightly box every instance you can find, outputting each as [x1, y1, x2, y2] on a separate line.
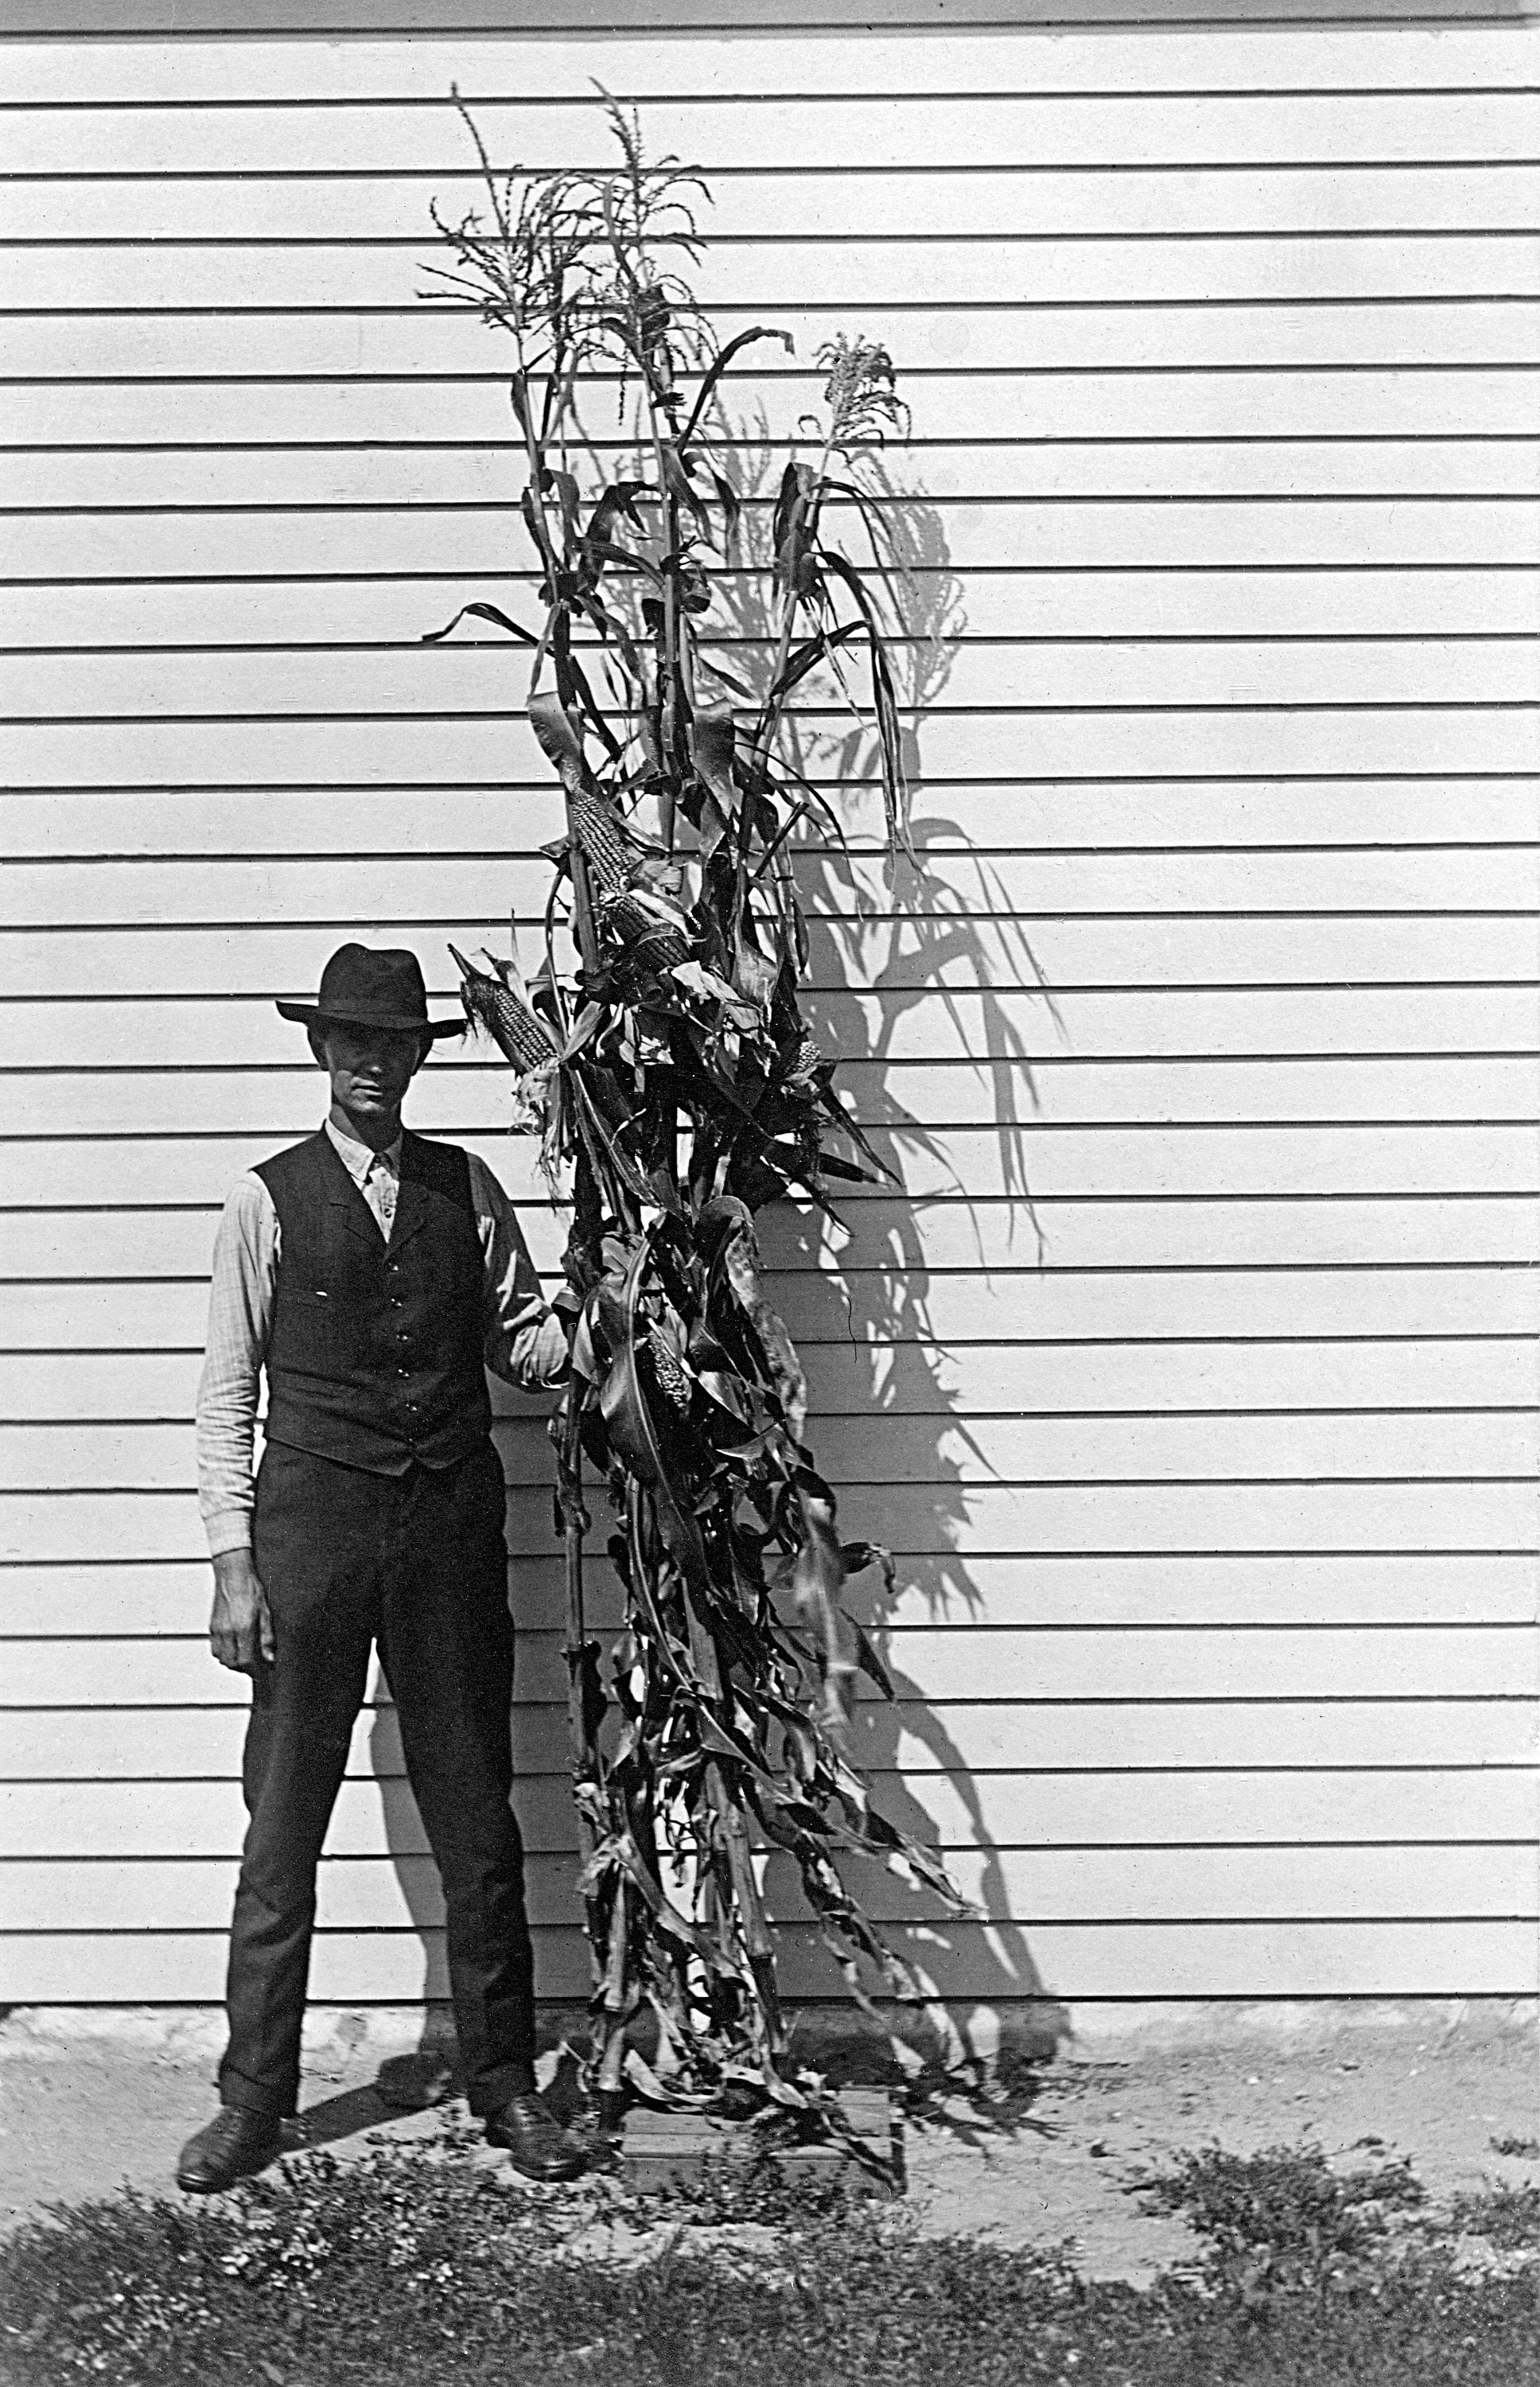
[324, 1116, 402, 1186]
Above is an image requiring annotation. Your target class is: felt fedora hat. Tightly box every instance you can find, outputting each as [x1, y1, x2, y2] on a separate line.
[275, 944, 465, 1040]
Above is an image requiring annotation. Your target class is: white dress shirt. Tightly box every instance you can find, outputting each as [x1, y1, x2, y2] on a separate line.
[195, 1117, 567, 1557]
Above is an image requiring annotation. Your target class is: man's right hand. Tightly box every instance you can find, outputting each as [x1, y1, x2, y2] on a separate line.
[209, 1548, 275, 1675]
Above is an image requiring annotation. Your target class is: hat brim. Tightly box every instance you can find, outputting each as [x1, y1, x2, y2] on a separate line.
[276, 999, 465, 1040]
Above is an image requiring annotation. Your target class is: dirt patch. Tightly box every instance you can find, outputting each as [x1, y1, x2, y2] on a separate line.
[900, 2015, 1539, 2278]
[2, 2005, 1534, 2282]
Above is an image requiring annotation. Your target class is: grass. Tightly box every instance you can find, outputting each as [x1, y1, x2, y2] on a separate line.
[1449, 2183, 1540, 2253]
[1134, 2138, 1427, 2296]
[2, 2128, 1536, 2387]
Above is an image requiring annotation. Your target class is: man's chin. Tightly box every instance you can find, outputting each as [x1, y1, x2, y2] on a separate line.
[336, 1094, 401, 1135]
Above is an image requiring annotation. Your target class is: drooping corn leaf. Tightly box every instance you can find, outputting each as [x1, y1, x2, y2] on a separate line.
[421, 599, 539, 645]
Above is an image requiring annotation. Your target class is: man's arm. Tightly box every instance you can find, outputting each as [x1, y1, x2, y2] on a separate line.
[196, 1174, 278, 1672]
[468, 1155, 569, 1389]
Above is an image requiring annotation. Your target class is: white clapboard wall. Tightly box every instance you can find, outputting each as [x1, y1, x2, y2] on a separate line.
[1, 14, 1537, 2017]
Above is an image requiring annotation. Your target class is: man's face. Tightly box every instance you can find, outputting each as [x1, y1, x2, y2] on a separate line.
[313, 1022, 428, 1126]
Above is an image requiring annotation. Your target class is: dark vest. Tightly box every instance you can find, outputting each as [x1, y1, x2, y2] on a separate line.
[256, 1129, 492, 1476]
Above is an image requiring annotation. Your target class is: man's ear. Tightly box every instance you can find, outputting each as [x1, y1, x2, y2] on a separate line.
[414, 1032, 435, 1074]
[307, 1026, 329, 1069]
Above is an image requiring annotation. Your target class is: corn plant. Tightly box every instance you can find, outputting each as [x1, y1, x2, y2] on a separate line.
[426, 94, 964, 2116]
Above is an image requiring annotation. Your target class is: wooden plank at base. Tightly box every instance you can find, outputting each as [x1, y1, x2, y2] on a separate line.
[622, 2088, 897, 2197]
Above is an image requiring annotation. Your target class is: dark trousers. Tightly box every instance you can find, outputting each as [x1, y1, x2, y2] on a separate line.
[220, 1438, 536, 2120]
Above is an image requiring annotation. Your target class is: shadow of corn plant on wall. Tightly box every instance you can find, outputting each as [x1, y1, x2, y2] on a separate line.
[367, 92, 1064, 2102]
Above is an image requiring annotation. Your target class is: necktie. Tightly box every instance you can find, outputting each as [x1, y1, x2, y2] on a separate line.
[365, 1155, 396, 1239]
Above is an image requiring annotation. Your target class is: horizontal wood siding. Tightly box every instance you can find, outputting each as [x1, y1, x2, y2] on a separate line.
[1, 18, 1536, 2012]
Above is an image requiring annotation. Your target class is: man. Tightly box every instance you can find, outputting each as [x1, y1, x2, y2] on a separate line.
[177, 943, 581, 2191]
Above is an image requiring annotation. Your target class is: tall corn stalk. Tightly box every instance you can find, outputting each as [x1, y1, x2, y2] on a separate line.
[426, 95, 964, 2114]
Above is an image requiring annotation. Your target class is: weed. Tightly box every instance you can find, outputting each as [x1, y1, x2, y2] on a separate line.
[2, 2139, 1537, 2387]
[1134, 2138, 1437, 2327]
[1449, 2184, 1540, 2253]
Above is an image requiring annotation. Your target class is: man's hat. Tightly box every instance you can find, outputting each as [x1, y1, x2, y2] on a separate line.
[275, 944, 464, 1041]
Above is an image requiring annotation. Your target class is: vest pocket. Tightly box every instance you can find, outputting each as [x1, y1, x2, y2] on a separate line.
[272, 1285, 336, 1368]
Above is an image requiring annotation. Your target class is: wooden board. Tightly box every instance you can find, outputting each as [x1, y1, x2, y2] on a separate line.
[9, 638, 1540, 724]
[6, 28, 1536, 101]
[3, 916, 1531, 996]
[6, 25, 1538, 94]
[4, 1334, 1532, 1424]
[11, 230, 1540, 318]
[10, 847, 1538, 932]
[4, 1768, 1534, 1863]
[9, 1622, 1534, 1712]
[3, 984, 1536, 1068]
[6, 1694, 1532, 1789]
[10, 493, 1539, 583]
[5, 1408, 1534, 1496]
[7, 92, 1538, 177]
[2, 1910, 1527, 2005]
[6, 1836, 1534, 1934]
[3, 1548, 1534, 1639]
[6, 438, 1539, 518]
[7, 1477, 1540, 1564]
[620, 2089, 897, 2196]
[6, 1918, 1534, 2007]
[8, 372, 1538, 448]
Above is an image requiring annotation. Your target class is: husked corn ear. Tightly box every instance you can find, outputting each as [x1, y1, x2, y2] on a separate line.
[569, 789, 633, 895]
[605, 891, 690, 965]
[785, 1034, 822, 1093]
[648, 1328, 693, 1412]
[449, 944, 554, 1070]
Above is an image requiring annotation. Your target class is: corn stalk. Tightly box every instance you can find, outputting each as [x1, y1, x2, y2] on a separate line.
[426, 94, 966, 2114]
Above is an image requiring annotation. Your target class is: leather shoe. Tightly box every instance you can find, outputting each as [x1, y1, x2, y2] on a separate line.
[177, 2105, 284, 2194]
[484, 2091, 585, 2182]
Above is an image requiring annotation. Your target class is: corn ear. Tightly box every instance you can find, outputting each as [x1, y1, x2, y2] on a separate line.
[569, 787, 636, 895]
[449, 943, 555, 1071]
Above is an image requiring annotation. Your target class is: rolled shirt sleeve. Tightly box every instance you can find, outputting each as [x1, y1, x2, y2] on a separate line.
[468, 1154, 568, 1389]
[195, 1172, 279, 1557]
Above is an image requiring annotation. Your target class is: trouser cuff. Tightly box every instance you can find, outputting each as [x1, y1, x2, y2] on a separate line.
[216, 2063, 294, 2122]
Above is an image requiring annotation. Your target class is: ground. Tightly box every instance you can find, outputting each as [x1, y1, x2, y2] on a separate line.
[2, 2002, 1535, 2277]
